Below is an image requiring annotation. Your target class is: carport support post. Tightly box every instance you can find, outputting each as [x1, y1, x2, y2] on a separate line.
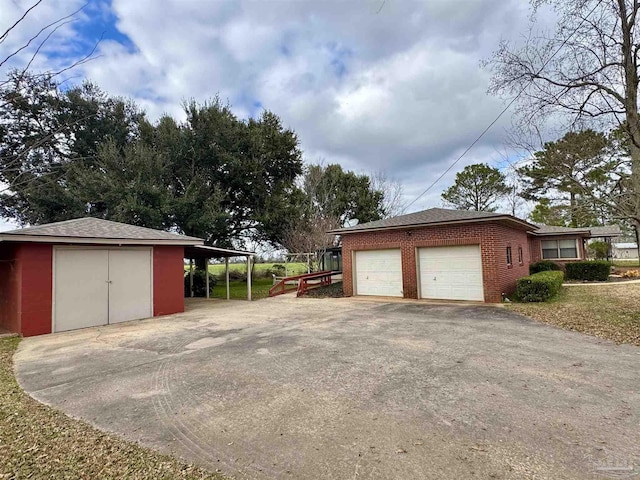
[205, 257, 210, 299]
[189, 259, 194, 298]
[247, 255, 252, 301]
[225, 257, 230, 300]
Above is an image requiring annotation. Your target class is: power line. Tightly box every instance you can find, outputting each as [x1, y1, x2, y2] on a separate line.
[405, 0, 605, 211]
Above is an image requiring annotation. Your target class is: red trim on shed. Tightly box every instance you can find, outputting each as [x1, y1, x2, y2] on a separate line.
[18, 244, 53, 336]
[153, 246, 185, 316]
[0, 244, 21, 334]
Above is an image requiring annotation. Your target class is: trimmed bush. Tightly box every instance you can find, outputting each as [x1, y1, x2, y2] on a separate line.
[587, 241, 610, 260]
[529, 260, 562, 275]
[184, 269, 217, 297]
[516, 271, 564, 302]
[565, 260, 611, 281]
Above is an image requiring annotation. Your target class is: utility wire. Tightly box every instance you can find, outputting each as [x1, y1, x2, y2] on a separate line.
[404, 0, 606, 211]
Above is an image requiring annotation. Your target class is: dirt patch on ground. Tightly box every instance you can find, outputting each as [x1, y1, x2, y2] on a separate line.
[303, 281, 344, 298]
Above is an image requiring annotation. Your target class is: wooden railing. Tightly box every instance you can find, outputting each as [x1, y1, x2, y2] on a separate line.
[269, 271, 338, 297]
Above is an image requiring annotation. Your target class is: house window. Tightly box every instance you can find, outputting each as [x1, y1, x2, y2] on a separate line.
[541, 239, 578, 259]
[506, 246, 513, 266]
[518, 246, 523, 265]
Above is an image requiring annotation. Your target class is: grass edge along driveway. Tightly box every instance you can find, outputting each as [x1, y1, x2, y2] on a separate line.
[0, 336, 227, 480]
[508, 283, 640, 347]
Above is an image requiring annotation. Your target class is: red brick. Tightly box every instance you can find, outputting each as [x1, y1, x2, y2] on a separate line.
[341, 222, 530, 303]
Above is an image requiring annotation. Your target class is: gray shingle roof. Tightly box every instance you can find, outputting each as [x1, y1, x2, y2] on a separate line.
[533, 225, 590, 235]
[1, 217, 202, 243]
[330, 208, 533, 233]
[533, 224, 622, 237]
[589, 225, 622, 237]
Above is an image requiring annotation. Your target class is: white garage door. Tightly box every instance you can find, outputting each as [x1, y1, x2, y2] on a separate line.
[418, 245, 484, 301]
[354, 249, 403, 297]
[54, 248, 152, 332]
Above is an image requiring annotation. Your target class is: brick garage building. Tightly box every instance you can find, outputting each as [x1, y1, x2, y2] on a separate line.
[331, 208, 615, 304]
[0, 217, 248, 337]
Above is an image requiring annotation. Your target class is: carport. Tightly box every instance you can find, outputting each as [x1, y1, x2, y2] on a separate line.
[184, 245, 256, 301]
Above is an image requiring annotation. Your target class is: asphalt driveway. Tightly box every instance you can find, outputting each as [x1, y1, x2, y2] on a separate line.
[14, 297, 640, 479]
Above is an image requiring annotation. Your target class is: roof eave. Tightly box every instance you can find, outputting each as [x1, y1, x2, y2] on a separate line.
[328, 216, 536, 235]
[0, 235, 203, 246]
[530, 230, 590, 237]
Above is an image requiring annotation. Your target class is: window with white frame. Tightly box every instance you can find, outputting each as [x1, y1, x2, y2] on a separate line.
[541, 239, 578, 259]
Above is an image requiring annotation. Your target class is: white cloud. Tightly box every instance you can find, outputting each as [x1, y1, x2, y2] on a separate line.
[0, 0, 538, 218]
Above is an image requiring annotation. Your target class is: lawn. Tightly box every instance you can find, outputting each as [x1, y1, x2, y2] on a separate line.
[613, 259, 640, 267]
[508, 284, 640, 346]
[204, 262, 309, 277]
[210, 278, 274, 300]
[0, 336, 225, 480]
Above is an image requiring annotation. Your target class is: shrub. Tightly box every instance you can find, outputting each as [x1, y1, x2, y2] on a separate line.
[587, 240, 610, 260]
[184, 269, 216, 297]
[516, 271, 564, 302]
[529, 260, 562, 275]
[270, 264, 286, 276]
[622, 269, 640, 278]
[228, 269, 247, 281]
[565, 260, 611, 281]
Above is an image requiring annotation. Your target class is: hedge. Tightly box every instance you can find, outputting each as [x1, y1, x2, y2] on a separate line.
[565, 260, 611, 281]
[529, 260, 562, 275]
[184, 269, 217, 297]
[516, 271, 564, 302]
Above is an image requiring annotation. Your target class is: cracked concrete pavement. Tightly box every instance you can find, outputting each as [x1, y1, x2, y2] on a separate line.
[14, 296, 640, 479]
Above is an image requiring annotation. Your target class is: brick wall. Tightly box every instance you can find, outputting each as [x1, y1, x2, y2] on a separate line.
[529, 235, 587, 265]
[341, 222, 531, 303]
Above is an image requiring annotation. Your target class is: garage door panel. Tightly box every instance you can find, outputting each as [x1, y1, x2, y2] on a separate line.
[54, 249, 109, 332]
[355, 249, 403, 297]
[108, 249, 152, 324]
[419, 245, 484, 301]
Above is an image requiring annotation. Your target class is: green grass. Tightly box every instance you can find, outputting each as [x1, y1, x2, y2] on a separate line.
[0, 336, 226, 480]
[612, 259, 640, 267]
[508, 284, 640, 346]
[210, 278, 274, 300]
[185, 262, 309, 277]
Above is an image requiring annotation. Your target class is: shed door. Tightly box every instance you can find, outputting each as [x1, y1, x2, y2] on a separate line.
[354, 249, 403, 297]
[108, 249, 152, 324]
[54, 248, 153, 332]
[418, 245, 484, 301]
[54, 249, 109, 332]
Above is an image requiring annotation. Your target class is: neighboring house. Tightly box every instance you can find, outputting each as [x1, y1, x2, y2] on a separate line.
[330, 208, 618, 304]
[0, 217, 251, 337]
[612, 242, 639, 259]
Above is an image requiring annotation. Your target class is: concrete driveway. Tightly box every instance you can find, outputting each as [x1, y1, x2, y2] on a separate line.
[14, 297, 640, 479]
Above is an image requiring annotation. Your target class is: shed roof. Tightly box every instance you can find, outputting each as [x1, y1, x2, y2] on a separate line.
[0, 217, 203, 246]
[614, 242, 637, 249]
[329, 208, 535, 234]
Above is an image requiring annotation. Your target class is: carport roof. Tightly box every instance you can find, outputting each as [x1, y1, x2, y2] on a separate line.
[329, 207, 536, 234]
[184, 245, 255, 258]
[0, 217, 203, 246]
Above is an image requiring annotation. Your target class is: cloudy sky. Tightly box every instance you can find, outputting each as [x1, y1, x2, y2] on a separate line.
[0, 0, 541, 230]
